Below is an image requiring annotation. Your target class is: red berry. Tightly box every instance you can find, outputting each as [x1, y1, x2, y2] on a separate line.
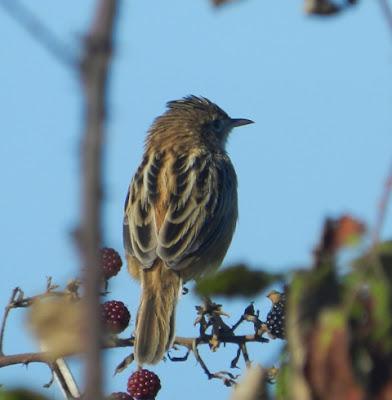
[127, 369, 161, 400]
[101, 300, 130, 334]
[101, 247, 122, 279]
[107, 393, 133, 400]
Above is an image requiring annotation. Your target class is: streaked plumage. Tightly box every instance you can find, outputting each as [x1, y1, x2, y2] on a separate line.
[123, 96, 253, 364]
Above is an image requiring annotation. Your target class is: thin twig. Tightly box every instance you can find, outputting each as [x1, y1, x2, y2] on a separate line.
[51, 358, 81, 399]
[372, 160, 392, 246]
[240, 343, 251, 367]
[0, 351, 54, 367]
[174, 334, 269, 347]
[0, 282, 269, 389]
[167, 349, 191, 362]
[40, 341, 81, 400]
[0, 0, 76, 67]
[79, 1, 119, 399]
[230, 347, 241, 369]
[0, 287, 23, 355]
[231, 316, 245, 332]
[378, 0, 392, 40]
[0, 333, 267, 368]
[192, 340, 214, 380]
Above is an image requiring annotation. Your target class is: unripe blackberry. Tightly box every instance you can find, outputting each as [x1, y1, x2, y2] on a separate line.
[101, 247, 122, 279]
[107, 393, 133, 400]
[266, 290, 286, 339]
[127, 369, 161, 400]
[101, 300, 130, 334]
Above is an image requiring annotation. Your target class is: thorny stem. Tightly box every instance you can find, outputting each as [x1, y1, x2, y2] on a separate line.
[0, 283, 270, 387]
[0, 288, 22, 355]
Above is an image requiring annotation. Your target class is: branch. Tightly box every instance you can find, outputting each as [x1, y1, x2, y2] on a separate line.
[0, 333, 266, 368]
[78, 1, 119, 399]
[0, 286, 271, 388]
[378, 0, 392, 40]
[0, 0, 76, 67]
[0, 351, 53, 368]
[0, 287, 23, 355]
[174, 334, 268, 348]
[372, 160, 392, 246]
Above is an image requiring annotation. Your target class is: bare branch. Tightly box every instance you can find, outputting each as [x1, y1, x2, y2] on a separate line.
[0, 0, 76, 67]
[78, 1, 120, 398]
[0, 333, 266, 367]
[0, 351, 54, 368]
[0, 287, 23, 355]
[378, 0, 392, 40]
[372, 160, 392, 246]
[240, 343, 251, 367]
[0, 279, 270, 389]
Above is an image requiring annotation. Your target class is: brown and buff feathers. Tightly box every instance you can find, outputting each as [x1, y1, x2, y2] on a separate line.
[123, 96, 252, 364]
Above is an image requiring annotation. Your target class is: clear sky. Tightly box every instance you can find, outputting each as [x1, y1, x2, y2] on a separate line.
[0, 1, 391, 399]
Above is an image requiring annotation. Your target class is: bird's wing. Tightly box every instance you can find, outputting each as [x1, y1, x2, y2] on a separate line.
[123, 153, 160, 268]
[157, 152, 234, 271]
[124, 151, 235, 271]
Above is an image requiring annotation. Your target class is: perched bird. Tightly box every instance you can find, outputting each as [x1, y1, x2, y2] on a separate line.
[123, 95, 253, 365]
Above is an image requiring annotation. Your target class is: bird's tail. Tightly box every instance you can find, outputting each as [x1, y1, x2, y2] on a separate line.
[135, 260, 181, 365]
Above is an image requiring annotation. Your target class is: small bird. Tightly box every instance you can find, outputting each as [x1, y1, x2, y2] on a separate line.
[123, 95, 253, 365]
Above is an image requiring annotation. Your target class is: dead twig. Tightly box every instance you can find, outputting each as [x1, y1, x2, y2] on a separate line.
[372, 160, 392, 246]
[378, 0, 392, 40]
[0, 0, 76, 67]
[0, 287, 23, 355]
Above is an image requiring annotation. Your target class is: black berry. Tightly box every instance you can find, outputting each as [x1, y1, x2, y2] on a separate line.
[266, 291, 286, 339]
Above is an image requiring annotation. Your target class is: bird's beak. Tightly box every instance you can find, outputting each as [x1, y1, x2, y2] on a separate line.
[230, 118, 254, 128]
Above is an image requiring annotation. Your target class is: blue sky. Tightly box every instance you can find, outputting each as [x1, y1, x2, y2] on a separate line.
[0, 0, 391, 399]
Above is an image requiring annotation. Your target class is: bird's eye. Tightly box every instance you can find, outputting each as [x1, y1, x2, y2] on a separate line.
[211, 119, 224, 132]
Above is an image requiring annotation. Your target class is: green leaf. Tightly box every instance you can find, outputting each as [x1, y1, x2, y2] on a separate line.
[368, 277, 392, 348]
[0, 390, 49, 400]
[353, 240, 392, 272]
[194, 264, 282, 298]
[318, 309, 345, 349]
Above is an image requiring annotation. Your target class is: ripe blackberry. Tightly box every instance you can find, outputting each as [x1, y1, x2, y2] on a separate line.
[266, 291, 286, 339]
[101, 300, 130, 334]
[127, 369, 161, 400]
[107, 393, 133, 400]
[101, 247, 122, 279]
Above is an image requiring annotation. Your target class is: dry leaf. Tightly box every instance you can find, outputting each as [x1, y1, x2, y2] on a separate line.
[304, 0, 340, 15]
[334, 215, 366, 249]
[306, 310, 363, 400]
[229, 364, 267, 400]
[28, 295, 85, 358]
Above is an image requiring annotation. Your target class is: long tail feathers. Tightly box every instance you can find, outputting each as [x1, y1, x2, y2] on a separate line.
[135, 262, 181, 365]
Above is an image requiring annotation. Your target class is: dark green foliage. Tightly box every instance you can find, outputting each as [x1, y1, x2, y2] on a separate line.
[194, 264, 282, 298]
[0, 390, 49, 400]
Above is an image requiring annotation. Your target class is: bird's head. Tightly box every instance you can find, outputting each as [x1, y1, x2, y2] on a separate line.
[147, 95, 253, 150]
